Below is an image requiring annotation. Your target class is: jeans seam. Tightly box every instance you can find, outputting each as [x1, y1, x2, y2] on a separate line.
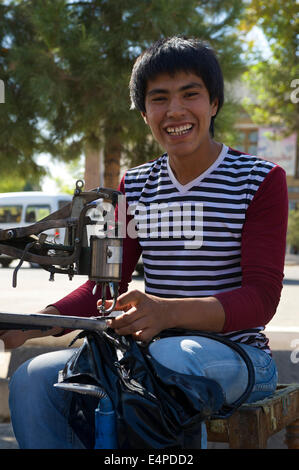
[252, 366, 277, 390]
[239, 346, 273, 370]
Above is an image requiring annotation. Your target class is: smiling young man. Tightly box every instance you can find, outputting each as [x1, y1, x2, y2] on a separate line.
[7, 37, 289, 449]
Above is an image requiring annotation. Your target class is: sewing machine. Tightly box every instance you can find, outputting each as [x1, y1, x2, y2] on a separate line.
[0, 180, 123, 333]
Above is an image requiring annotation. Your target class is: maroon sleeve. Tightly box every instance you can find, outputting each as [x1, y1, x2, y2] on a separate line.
[215, 164, 288, 333]
[51, 173, 142, 320]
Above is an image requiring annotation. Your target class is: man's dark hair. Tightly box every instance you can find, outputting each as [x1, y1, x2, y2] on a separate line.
[129, 36, 224, 136]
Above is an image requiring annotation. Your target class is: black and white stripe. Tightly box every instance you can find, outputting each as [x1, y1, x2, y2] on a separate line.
[124, 145, 275, 352]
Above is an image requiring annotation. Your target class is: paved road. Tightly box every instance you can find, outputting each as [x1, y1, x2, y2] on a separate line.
[1, 261, 298, 328]
[0, 261, 298, 449]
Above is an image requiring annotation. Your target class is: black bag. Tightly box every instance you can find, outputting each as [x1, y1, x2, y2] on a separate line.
[58, 328, 254, 449]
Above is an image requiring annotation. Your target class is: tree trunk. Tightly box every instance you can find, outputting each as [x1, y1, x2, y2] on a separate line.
[104, 127, 122, 189]
[83, 141, 101, 191]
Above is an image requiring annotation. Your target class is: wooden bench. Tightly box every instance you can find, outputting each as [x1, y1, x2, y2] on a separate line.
[206, 384, 299, 449]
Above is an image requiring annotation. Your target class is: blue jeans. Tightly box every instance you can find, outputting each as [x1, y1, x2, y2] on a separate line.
[9, 336, 277, 449]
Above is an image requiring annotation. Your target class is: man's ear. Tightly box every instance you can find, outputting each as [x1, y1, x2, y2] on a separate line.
[141, 111, 148, 125]
[211, 98, 219, 117]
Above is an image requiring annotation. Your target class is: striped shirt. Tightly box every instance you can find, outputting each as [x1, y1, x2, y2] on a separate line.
[121, 144, 287, 353]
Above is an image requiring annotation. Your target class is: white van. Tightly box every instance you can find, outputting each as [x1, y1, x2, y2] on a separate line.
[0, 191, 72, 267]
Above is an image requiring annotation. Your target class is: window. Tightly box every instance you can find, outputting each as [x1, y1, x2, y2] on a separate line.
[0, 205, 22, 223]
[58, 200, 71, 210]
[289, 201, 299, 211]
[25, 205, 51, 223]
[238, 129, 258, 155]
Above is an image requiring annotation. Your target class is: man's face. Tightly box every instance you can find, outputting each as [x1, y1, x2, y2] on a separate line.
[142, 71, 218, 161]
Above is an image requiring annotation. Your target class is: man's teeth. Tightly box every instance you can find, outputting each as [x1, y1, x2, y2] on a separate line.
[166, 124, 193, 135]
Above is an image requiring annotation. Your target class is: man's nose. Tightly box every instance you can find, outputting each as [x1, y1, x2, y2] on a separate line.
[166, 97, 186, 117]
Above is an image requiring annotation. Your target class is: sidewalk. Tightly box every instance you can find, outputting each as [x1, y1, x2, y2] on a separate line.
[285, 253, 299, 265]
[0, 422, 18, 449]
[0, 416, 287, 450]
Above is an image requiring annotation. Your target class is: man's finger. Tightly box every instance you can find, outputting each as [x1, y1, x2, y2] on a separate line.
[97, 290, 143, 312]
[113, 313, 148, 335]
[132, 328, 154, 343]
[114, 290, 143, 309]
[108, 306, 139, 328]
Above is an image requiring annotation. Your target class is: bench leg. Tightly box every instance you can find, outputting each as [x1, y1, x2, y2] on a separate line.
[285, 419, 299, 449]
[228, 411, 268, 448]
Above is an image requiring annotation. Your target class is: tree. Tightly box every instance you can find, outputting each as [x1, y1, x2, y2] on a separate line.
[287, 209, 299, 251]
[52, 156, 84, 194]
[0, 172, 41, 192]
[1, 0, 247, 191]
[241, 1, 298, 136]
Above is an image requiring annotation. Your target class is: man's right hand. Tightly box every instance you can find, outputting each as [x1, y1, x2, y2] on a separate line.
[0, 329, 33, 349]
[0, 306, 64, 350]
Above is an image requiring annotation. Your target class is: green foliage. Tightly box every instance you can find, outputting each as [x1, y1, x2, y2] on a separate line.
[0, 0, 247, 179]
[241, 0, 298, 134]
[52, 156, 84, 194]
[287, 210, 299, 249]
[0, 172, 41, 192]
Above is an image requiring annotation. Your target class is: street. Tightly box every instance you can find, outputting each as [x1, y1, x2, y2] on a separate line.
[0, 261, 298, 331]
[1, 260, 298, 379]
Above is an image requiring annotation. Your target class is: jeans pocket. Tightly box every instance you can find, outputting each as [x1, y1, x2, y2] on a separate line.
[239, 345, 278, 403]
[247, 362, 278, 403]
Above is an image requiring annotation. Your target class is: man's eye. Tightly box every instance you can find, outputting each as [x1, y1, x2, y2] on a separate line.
[152, 96, 166, 102]
[185, 92, 199, 98]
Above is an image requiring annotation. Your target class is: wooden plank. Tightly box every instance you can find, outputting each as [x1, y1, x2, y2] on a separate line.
[207, 384, 299, 448]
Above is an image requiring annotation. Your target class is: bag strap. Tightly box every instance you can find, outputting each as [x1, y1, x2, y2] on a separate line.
[152, 328, 256, 419]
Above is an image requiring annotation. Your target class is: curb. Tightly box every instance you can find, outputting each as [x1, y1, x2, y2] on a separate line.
[0, 337, 82, 423]
[0, 379, 9, 421]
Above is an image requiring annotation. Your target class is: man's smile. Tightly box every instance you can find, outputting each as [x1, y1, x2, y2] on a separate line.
[165, 123, 194, 136]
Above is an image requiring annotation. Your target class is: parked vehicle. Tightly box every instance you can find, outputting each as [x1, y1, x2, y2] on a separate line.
[135, 256, 144, 276]
[0, 191, 72, 267]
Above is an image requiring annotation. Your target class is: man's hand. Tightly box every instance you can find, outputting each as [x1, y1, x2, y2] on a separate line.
[98, 290, 173, 343]
[0, 306, 64, 350]
[0, 329, 32, 349]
